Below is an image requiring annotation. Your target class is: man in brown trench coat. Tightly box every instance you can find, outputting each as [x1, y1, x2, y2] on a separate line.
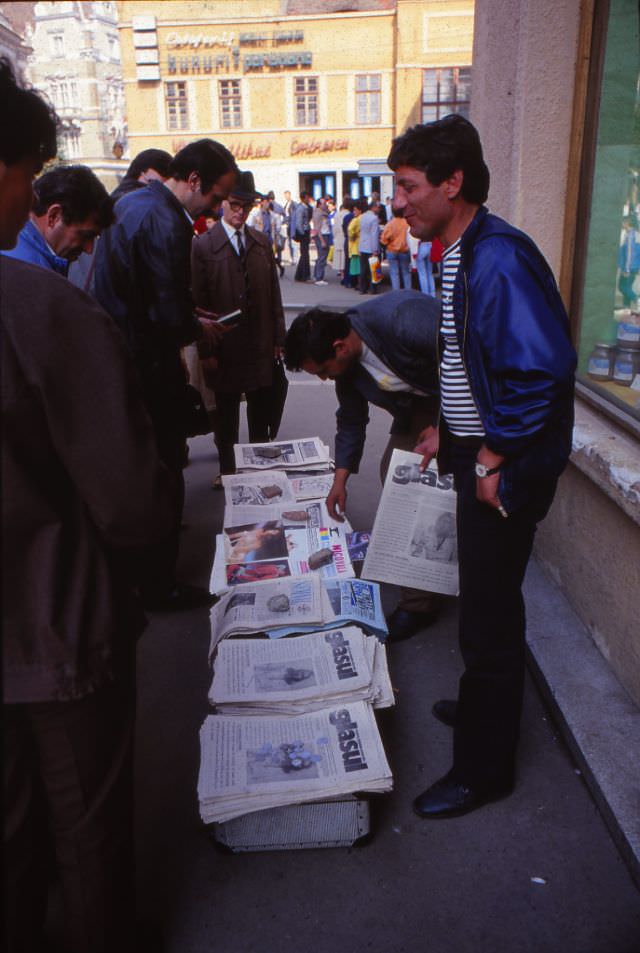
[191, 171, 286, 478]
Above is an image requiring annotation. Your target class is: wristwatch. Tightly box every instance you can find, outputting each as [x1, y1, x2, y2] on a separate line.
[475, 461, 501, 478]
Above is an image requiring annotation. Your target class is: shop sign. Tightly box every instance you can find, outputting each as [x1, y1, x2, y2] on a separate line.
[291, 138, 350, 156]
[166, 32, 235, 49]
[171, 138, 271, 160]
[167, 52, 312, 75]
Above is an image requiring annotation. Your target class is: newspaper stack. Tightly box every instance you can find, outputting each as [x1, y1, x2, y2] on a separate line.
[197, 700, 393, 824]
[208, 626, 394, 715]
[363, 449, 460, 596]
[209, 576, 388, 656]
[234, 436, 333, 474]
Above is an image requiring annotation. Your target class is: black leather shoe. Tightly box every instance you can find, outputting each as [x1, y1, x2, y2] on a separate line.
[144, 583, 216, 613]
[432, 699, 458, 727]
[386, 607, 438, 642]
[413, 771, 513, 819]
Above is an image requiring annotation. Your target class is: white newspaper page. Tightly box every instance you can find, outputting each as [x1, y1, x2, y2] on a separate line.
[362, 450, 459, 596]
[234, 437, 329, 472]
[209, 576, 323, 657]
[209, 626, 374, 711]
[197, 700, 393, 823]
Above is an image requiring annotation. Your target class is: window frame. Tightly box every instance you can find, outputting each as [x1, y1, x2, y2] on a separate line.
[421, 66, 471, 123]
[218, 78, 242, 129]
[294, 75, 319, 127]
[355, 73, 382, 125]
[165, 80, 189, 132]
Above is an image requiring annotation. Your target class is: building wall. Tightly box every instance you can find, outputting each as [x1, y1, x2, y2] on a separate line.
[29, 1, 127, 188]
[471, 0, 640, 706]
[116, 0, 474, 199]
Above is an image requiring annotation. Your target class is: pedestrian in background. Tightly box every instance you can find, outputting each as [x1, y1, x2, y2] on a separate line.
[293, 191, 313, 282]
[191, 171, 286, 480]
[332, 196, 351, 279]
[381, 207, 412, 290]
[359, 198, 382, 294]
[312, 194, 331, 285]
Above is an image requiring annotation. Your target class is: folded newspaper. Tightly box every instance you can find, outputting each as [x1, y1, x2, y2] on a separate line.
[362, 449, 459, 596]
[208, 627, 394, 714]
[197, 700, 393, 824]
[234, 437, 332, 473]
[263, 577, 388, 640]
[209, 575, 324, 657]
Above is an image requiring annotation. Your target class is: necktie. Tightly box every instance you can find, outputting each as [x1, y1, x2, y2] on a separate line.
[235, 229, 250, 312]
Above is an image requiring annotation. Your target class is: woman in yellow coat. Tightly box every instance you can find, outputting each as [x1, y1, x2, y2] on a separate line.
[347, 203, 363, 289]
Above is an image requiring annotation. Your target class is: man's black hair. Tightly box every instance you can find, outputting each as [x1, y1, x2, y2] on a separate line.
[284, 308, 352, 370]
[125, 148, 172, 180]
[32, 166, 114, 228]
[387, 114, 490, 205]
[168, 139, 238, 194]
[0, 58, 57, 168]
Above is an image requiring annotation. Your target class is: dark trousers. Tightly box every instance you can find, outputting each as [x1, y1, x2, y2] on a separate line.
[359, 252, 375, 294]
[215, 386, 273, 474]
[294, 235, 311, 281]
[450, 443, 556, 794]
[3, 673, 136, 953]
[313, 236, 329, 280]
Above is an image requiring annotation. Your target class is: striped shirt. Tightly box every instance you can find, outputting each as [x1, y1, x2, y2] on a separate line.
[440, 238, 485, 436]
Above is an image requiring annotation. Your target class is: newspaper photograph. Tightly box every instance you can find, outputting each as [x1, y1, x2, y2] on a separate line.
[289, 474, 336, 501]
[222, 496, 351, 537]
[208, 626, 377, 713]
[362, 450, 459, 596]
[197, 700, 393, 823]
[222, 471, 296, 512]
[209, 576, 323, 657]
[234, 437, 330, 472]
[222, 503, 355, 584]
[264, 577, 388, 640]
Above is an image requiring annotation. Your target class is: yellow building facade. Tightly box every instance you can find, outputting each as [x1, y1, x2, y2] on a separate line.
[117, 0, 474, 199]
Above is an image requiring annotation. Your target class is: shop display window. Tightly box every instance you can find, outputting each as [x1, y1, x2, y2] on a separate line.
[576, 0, 640, 422]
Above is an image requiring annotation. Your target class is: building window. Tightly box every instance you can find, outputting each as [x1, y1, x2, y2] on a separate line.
[50, 34, 64, 58]
[295, 76, 318, 126]
[355, 74, 381, 124]
[574, 0, 640, 423]
[421, 67, 471, 123]
[219, 79, 242, 128]
[165, 81, 189, 131]
[62, 130, 81, 160]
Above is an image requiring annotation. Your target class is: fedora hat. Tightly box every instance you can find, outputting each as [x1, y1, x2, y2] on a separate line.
[230, 170, 262, 203]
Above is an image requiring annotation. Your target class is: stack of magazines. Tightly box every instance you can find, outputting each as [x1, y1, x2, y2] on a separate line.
[208, 626, 394, 715]
[197, 700, 393, 824]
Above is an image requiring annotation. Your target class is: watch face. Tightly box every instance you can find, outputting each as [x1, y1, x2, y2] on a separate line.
[475, 462, 488, 477]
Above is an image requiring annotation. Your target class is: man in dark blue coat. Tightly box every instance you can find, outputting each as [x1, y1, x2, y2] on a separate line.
[284, 289, 442, 635]
[95, 139, 238, 611]
[388, 114, 576, 818]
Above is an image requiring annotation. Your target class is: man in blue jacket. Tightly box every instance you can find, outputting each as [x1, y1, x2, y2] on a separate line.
[284, 289, 442, 635]
[3, 164, 113, 276]
[95, 139, 238, 612]
[388, 114, 576, 818]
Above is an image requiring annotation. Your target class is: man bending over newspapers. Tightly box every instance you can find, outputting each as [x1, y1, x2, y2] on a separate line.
[284, 289, 440, 642]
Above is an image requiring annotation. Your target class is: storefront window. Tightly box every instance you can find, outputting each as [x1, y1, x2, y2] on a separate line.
[577, 0, 640, 421]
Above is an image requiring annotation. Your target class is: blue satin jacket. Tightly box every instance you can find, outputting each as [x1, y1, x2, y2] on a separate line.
[440, 207, 577, 513]
[2, 220, 69, 277]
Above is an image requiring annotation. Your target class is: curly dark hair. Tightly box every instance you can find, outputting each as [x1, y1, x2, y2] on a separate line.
[388, 114, 490, 205]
